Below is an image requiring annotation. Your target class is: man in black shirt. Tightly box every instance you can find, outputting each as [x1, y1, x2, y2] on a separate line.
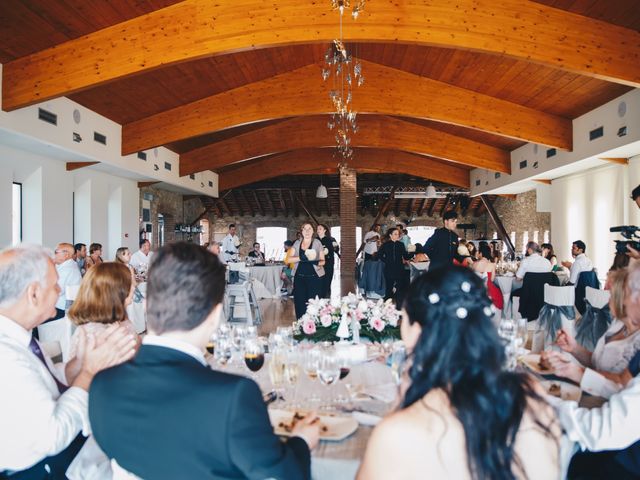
[424, 210, 461, 270]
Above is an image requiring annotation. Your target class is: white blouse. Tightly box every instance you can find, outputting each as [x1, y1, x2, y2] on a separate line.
[591, 319, 640, 373]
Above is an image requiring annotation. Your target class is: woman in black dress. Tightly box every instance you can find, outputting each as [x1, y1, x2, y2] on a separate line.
[287, 222, 326, 319]
[378, 227, 413, 308]
[316, 223, 336, 299]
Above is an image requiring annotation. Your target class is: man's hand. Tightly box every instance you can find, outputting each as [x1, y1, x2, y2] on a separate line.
[555, 328, 578, 353]
[544, 351, 585, 384]
[561, 260, 572, 269]
[291, 412, 321, 450]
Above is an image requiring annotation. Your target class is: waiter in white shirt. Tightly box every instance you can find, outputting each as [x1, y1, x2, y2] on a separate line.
[221, 224, 240, 264]
[130, 239, 153, 272]
[561, 240, 593, 285]
[49, 243, 82, 321]
[363, 224, 381, 260]
[0, 245, 135, 479]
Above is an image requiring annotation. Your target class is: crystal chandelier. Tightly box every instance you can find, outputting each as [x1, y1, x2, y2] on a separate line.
[322, 0, 365, 164]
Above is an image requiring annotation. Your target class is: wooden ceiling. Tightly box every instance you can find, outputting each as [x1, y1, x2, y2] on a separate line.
[197, 174, 493, 219]
[1, 0, 637, 192]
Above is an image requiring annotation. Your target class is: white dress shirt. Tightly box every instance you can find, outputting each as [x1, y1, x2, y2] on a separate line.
[142, 335, 207, 366]
[0, 314, 89, 472]
[55, 259, 82, 310]
[569, 253, 593, 285]
[130, 250, 153, 271]
[553, 375, 640, 452]
[363, 231, 379, 255]
[221, 234, 239, 263]
[516, 253, 552, 280]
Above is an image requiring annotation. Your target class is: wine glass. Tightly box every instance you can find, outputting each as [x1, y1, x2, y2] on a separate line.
[215, 337, 233, 366]
[303, 347, 322, 408]
[283, 348, 301, 408]
[205, 332, 217, 358]
[276, 326, 294, 346]
[318, 352, 340, 410]
[268, 347, 287, 402]
[389, 343, 406, 386]
[244, 338, 265, 378]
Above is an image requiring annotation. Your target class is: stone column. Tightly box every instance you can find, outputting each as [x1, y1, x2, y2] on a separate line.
[339, 166, 357, 295]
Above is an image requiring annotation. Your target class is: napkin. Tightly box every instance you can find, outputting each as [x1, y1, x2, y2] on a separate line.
[352, 411, 382, 426]
[354, 383, 397, 403]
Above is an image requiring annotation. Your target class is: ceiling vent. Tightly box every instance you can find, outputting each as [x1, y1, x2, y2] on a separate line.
[189, 174, 195, 180]
[38, 108, 57, 125]
[519, 160, 527, 169]
[589, 126, 604, 141]
[137, 152, 147, 161]
[164, 162, 172, 171]
[495, 172, 501, 179]
[93, 132, 107, 145]
[546, 148, 557, 158]
[208, 181, 214, 187]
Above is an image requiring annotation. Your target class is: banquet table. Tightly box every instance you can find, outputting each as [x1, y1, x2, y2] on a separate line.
[208, 352, 395, 480]
[248, 264, 284, 299]
[494, 270, 570, 318]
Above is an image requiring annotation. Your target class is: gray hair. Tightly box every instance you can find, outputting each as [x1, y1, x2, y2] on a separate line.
[526, 241, 542, 254]
[628, 261, 640, 302]
[0, 245, 52, 308]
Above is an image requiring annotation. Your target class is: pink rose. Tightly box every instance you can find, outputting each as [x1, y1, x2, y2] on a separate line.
[371, 318, 385, 332]
[320, 314, 333, 327]
[303, 320, 317, 335]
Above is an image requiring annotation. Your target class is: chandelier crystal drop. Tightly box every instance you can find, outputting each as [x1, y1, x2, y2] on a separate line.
[323, 0, 365, 163]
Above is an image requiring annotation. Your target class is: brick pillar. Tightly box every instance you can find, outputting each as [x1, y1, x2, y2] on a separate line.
[340, 166, 357, 295]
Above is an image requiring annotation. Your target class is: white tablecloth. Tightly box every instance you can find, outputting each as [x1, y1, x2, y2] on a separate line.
[495, 271, 571, 318]
[249, 265, 284, 299]
[209, 353, 395, 479]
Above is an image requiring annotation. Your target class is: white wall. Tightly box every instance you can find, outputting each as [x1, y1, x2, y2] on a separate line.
[0, 143, 138, 256]
[550, 156, 640, 279]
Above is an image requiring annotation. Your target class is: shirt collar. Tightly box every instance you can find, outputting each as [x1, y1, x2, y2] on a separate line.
[57, 258, 76, 269]
[142, 335, 207, 366]
[0, 313, 33, 347]
[575, 253, 586, 260]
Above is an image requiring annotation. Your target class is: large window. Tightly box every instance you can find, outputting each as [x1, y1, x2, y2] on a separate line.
[12, 183, 22, 245]
[330, 226, 362, 253]
[406, 226, 436, 246]
[256, 227, 288, 260]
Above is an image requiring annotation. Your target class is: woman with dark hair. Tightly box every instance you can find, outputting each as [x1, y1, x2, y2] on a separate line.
[287, 222, 325, 318]
[472, 241, 503, 309]
[358, 266, 560, 479]
[377, 227, 413, 308]
[316, 223, 336, 298]
[541, 243, 558, 270]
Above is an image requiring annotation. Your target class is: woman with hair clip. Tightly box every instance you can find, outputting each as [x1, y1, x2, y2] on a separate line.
[316, 223, 336, 298]
[358, 266, 560, 479]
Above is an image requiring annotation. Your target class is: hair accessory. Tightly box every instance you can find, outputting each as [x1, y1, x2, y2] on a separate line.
[456, 307, 468, 319]
[490, 304, 496, 313]
[483, 306, 493, 317]
[461, 281, 471, 293]
[428, 293, 440, 304]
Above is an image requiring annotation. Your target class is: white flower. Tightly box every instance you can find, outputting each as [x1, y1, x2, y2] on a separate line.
[306, 303, 319, 317]
[331, 297, 342, 309]
[357, 299, 368, 313]
[305, 248, 317, 261]
[323, 247, 329, 255]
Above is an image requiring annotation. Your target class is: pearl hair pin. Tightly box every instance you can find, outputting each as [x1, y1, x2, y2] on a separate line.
[456, 307, 468, 319]
[428, 293, 440, 304]
[461, 281, 471, 293]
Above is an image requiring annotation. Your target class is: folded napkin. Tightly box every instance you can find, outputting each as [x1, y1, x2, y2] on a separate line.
[352, 411, 382, 426]
[352, 383, 397, 403]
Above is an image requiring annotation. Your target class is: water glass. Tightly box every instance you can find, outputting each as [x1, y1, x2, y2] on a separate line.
[318, 352, 340, 410]
[389, 343, 406, 386]
[268, 348, 287, 401]
[498, 318, 517, 343]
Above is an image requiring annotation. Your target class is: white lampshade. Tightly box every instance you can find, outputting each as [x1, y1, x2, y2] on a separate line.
[316, 184, 328, 198]
[426, 184, 437, 198]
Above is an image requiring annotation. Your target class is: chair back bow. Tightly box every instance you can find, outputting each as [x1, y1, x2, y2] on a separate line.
[575, 300, 612, 351]
[538, 303, 576, 342]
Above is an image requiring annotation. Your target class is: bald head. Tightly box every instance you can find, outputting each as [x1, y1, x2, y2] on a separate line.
[54, 242, 74, 265]
[0, 245, 59, 329]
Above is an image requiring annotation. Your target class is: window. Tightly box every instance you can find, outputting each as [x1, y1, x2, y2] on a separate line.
[543, 230, 550, 244]
[12, 183, 22, 245]
[256, 227, 288, 260]
[158, 214, 165, 247]
[330, 226, 362, 253]
[199, 219, 210, 246]
[407, 226, 436, 246]
[533, 230, 539, 244]
[522, 231, 529, 253]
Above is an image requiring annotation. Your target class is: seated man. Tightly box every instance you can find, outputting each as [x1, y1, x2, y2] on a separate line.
[562, 240, 593, 286]
[0, 245, 135, 478]
[512, 241, 551, 296]
[248, 242, 266, 264]
[89, 243, 319, 479]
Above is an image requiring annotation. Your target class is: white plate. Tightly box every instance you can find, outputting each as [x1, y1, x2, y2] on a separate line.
[519, 353, 554, 375]
[540, 380, 581, 402]
[268, 409, 358, 442]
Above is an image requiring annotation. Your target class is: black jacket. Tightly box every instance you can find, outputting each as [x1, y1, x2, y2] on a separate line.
[423, 227, 461, 270]
[378, 240, 412, 277]
[320, 236, 336, 267]
[89, 345, 310, 480]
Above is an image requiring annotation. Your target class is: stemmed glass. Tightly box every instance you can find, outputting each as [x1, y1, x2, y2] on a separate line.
[268, 347, 287, 403]
[303, 347, 322, 408]
[318, 351, 340, 410]
[389, 343, 406, 386]
[283, 348, 301, 408]
[244, 338, 265, 379]
[215, 336, 233, 366]
[498, 318, 518, 370]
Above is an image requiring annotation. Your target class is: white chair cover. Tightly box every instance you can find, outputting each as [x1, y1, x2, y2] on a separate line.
[531, 285, 576, 352]
[585, 286, 610, 309]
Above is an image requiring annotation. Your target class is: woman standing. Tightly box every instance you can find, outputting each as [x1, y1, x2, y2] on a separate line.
[287, 222, 326, 319]
[378, 227, 412, 308]
[316, 224, 336, 299]
[358, 267, 560, 479]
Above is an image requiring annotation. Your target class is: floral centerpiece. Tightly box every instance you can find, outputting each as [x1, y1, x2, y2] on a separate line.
[294, 293, 401, 343]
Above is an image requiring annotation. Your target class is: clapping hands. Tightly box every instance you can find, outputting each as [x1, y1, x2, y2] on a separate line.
[542, 351, 585, 384]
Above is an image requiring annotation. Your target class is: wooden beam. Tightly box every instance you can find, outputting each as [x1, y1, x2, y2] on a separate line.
[66, 162, 99, 171]
[407, 198, 417, 217]
[418, 198, 428, 217]
[289, 190, 298, 217]
[181, 116, 507, 175]
[294, 192, 320, 226]
[440, 195, 452, 217]
[497, 194, 517, 200]
[5, 0, 639, 111]
[600, 157, 629, 165]
[253, 191, 265, 216]
[534, 179, 553, 185]
[239, 190, 254, 217]
[481, 195, 515, 258]
[137, 181, 160, 188]
[428, 199, 438, 218]
[276, 189, 288, 217]
[357, 187, 397, 257]
[125, 61, 571, 156]
[218, 148, 471, 190]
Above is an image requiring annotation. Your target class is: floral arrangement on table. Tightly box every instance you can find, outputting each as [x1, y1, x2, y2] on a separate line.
[293, 293, 401, 343]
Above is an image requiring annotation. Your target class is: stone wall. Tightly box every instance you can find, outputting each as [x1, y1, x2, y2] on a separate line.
[491, 189, 551, 255]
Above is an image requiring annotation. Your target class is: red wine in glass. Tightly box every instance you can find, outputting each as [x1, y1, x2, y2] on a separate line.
[245, 353, 265, 372]
[206, 343, 215, 355]
[339, 367, 350, 380]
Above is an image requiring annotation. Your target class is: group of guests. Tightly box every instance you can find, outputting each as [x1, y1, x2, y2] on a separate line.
[4, 239, 640, 479]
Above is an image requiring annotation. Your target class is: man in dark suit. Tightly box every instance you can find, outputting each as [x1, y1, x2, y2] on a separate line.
[423, 210, 462, 270]
[89, 243, 319, 479]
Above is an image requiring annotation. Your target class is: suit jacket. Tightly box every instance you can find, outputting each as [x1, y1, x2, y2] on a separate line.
[423, 228, 460, 270]
[89, 345, 310, 480]
[518, 272, 560, 321]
